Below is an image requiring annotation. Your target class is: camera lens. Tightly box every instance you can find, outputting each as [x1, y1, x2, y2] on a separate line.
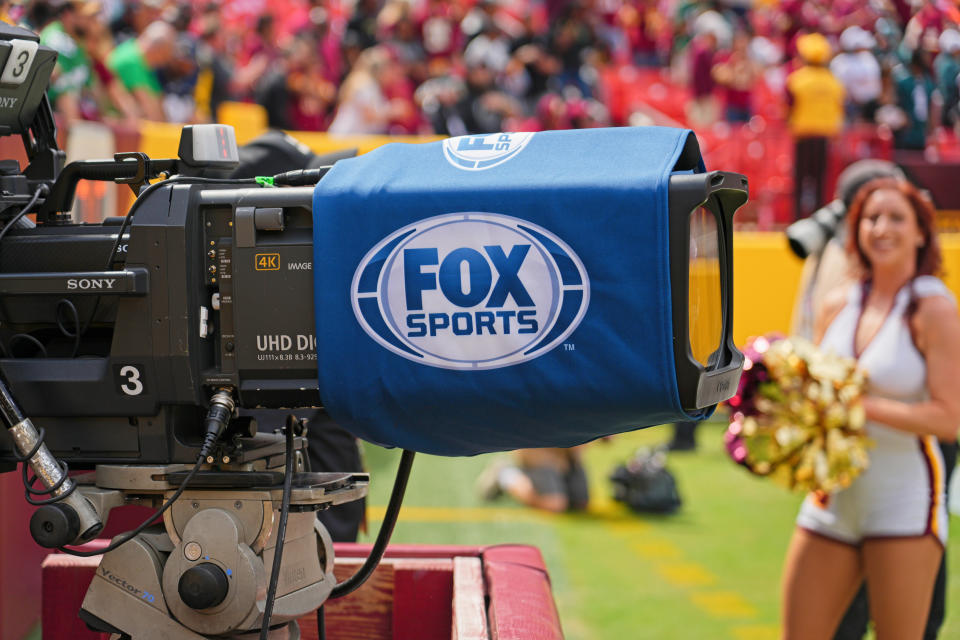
[786, 199, 845, 259]
[688, 206, 722, 368]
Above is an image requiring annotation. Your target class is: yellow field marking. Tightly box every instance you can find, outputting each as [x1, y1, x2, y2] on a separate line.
[602, 519, 652, 537]
[587, 494, 622, 515]
[690, 591, 759, 619]
[730, 624, 780, 640]
[599, 510, 765, 633]
[368, 505, 553, 523]
[630, 540, 683, 560]
[369, 503, 649, 529]
[656, 562, 717, 587]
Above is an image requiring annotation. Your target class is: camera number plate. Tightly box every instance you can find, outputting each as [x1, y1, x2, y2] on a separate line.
[114, 364, 147, 396]
[0, 39, 37, 86]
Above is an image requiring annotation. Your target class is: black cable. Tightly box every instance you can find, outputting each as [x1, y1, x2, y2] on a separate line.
[1, 374, 78, 508]
[55, 299, 81, 357]
[172, 176, 261, 185]
[260, 421, 296, 639]
[7, 297, 85, 361]
[58, 393, 233, 557]
[0, 186, 50, 356]
[317, 604, 326, 640]
[103, 177, 174, 272]
[330, 449, 415, 599]
[0, 184, 48, 245]
[23, 459, 73, 504]
[82, 174, 261, 336]
[7, 298, 82, 361]
[77, 178, 164, 337]
[104, 176, 257, 274]
[0, 187, 46, 353]
[12, 426, 77, 506]
[57, 453, 208, 557]
[271, 166, 332, 186]
[7, 334, 47, 358]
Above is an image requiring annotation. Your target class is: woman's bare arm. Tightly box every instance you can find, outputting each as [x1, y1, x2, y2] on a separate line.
[863, 295, 960, 441]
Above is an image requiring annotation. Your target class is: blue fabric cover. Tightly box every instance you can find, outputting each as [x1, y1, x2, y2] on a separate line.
[313, 127, 707, 456]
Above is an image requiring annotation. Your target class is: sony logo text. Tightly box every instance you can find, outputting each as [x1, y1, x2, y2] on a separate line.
[67, 278, 118, 290]
[0, 96, 18, 109]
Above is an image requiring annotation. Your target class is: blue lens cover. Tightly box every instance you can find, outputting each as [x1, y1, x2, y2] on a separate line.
[313, 127, 707, 455]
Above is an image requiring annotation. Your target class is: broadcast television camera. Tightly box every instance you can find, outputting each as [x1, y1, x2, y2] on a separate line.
[0, 23, 748, 639]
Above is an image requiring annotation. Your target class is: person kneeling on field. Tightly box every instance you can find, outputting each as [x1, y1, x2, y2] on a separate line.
[478, 447, 589, 513]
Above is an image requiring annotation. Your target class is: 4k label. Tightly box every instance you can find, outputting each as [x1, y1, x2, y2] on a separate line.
[255, 253, 280, 270]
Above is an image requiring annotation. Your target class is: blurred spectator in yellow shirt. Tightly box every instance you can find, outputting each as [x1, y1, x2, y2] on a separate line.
[786, 32, 844, 220]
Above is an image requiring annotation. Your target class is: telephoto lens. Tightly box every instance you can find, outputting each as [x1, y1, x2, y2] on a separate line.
[785, 159, 906, 259]
[786, 199, 847, 259]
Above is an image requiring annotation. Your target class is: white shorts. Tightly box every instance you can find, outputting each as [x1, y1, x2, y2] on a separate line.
[796, 435, 948, 546]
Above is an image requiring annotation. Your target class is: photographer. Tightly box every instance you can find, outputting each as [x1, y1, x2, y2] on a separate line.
[788, 160, 903, 339]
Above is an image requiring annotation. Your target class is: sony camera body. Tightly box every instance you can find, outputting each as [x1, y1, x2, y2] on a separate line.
[0, 178, 322, 468]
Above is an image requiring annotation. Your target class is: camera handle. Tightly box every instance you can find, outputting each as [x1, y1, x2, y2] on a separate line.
[35, 154, 179, 224]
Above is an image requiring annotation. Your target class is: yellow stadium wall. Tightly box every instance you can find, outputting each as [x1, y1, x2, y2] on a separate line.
[732, 233, 804, 346]
[135, 124, 960, 349]
[135, 120, 443, 160]
[732, 234, 960, 346]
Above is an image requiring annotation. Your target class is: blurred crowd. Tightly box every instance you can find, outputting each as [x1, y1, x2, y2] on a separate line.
[3, 0, 960, 147]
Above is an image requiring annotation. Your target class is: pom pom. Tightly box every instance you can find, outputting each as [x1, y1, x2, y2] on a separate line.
[723, 335, 872, 494]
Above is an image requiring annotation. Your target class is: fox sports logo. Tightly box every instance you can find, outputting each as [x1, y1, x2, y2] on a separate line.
[442, 133, 534, 170]
[351, 213, 590, 370]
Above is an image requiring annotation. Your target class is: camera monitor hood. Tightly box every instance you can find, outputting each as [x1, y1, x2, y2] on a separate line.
[313, 127, 746, 455]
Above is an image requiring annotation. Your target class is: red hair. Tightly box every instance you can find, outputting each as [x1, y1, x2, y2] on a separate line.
[844, 177, 942, 278]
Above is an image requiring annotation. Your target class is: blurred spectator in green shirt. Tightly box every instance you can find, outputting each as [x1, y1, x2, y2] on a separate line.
[935, 29, 960, 129]
[39, 1, 93, 121]
[890, 48, 939, 151]
[107, 20, 174, 121]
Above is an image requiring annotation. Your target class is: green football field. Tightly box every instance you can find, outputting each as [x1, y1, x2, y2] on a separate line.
[358, 419, 960, 640]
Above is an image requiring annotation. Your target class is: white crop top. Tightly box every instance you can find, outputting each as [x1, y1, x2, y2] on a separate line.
[819, 276, 956, 449]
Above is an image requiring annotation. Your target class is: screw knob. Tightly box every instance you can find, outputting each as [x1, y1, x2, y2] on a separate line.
[29, 503, 80, 548]
[178, 562, 229, 610]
